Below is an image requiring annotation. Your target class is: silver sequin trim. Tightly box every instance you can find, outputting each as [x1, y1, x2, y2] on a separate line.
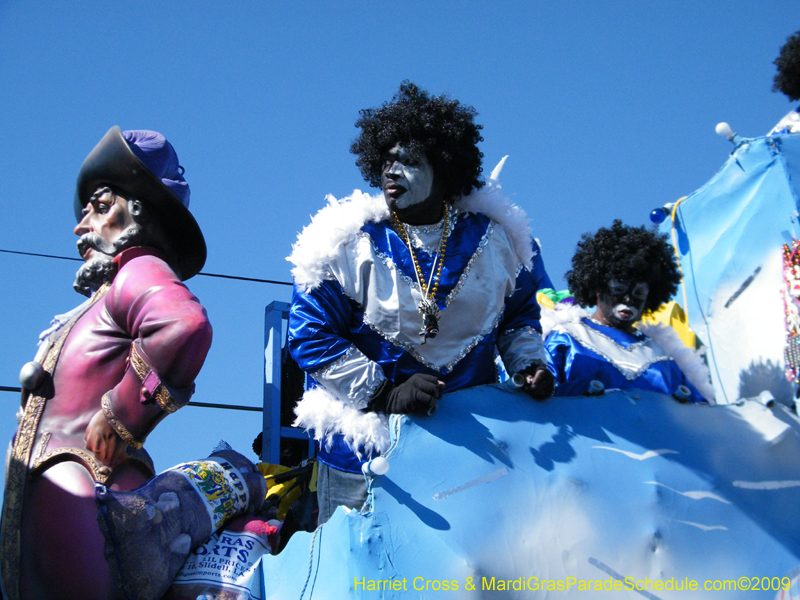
[444, 221, 494, 309]
[501, 325, 534, 336]
[404, 206, 459, 256]
[565, 319, 673, 381]
[585, 317, 649, 349]
[403, 205, 459, 235]
[365, 231, 418, 290]
[586, 345, 672, 381]
[363, 306, 505, 374]
[310, 345, 357, 379]
[406, 221, 443, 234]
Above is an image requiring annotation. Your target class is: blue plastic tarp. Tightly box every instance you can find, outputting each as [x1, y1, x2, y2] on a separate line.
[260, 384, 800, 599]
[660, 133, 800, 405]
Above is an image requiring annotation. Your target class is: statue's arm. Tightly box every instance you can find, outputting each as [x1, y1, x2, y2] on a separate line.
[93, 254, 213, 452]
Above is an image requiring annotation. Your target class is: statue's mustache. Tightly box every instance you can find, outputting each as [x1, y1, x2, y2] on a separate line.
[77, 233, 118, 258]
[76, 225, 144, 260]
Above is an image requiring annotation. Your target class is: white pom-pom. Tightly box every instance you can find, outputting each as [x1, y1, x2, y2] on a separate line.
[715, 122, 734, 139]
[362, 456, 390, 476]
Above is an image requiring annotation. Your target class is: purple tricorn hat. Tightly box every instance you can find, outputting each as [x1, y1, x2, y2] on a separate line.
[74, 126, 206, 280]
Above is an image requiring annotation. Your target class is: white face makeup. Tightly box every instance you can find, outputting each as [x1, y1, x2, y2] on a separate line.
[607, 279, 649, 323]
[381, 144, 435, 210]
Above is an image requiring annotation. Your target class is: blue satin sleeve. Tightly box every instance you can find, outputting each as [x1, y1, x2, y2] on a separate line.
[496, 237, 553, 334]
[531, 239, 554, 291]
[544, 330, 577, 390]
[499, 265, 542, 334]
[288, 280, 356, 373]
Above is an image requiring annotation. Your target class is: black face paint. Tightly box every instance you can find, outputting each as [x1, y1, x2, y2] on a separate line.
[596, 279, 649, 330]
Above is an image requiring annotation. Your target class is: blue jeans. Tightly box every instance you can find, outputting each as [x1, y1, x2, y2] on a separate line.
[316, 460, 368, 524]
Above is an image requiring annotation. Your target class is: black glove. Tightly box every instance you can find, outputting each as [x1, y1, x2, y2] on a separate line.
[518, 364, 555, 401]
[367, 374, 442, 415]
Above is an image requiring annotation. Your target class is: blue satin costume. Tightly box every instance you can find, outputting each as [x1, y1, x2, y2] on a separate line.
[545, 317, 706, 403]
[289, 213, 551, 473]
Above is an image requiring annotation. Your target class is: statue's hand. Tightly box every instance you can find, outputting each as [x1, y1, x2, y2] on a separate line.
[85, 409, 127, 468]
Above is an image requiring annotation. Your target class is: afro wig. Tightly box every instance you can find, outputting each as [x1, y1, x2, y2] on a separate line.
[773, 30, 800, 102]
[350, 81, 484, 199]
[565, 220, 681, 312]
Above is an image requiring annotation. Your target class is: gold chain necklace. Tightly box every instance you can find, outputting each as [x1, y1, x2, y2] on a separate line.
[392, 204, 452, 344]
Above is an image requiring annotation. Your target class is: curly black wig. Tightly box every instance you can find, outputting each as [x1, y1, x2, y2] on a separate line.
[350, 81, 484, 199]
[773, 30, 800, 101]
[565, 220, 681, 312]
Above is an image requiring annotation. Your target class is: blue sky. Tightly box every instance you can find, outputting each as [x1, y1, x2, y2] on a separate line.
[0, 1, 796, 478]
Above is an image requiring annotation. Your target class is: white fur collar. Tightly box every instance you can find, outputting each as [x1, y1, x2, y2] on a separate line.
[287, 189, 388, 291]
[542, 304, 716, 402]
[287, 158, 534, 291]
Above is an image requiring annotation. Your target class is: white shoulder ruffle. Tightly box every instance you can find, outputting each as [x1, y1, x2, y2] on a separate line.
[288, 189, 389, 292]
[458, 157, 534, 271]
[541, 303, 589, 339]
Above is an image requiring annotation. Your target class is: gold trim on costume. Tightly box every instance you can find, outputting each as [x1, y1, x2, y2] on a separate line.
[129, 344, 182, 413]
[31, 446, 111, 484]
[128, 341, 149, 378]
[33, 432, 51, 465]
[101, 392, 144, 449]
[0, 283, 109, 600]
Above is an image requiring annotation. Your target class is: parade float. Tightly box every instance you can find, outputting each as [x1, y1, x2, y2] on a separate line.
[168, 125, 800, 599]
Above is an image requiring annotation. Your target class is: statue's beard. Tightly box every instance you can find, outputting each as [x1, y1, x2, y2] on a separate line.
[73, 225, 145, 296]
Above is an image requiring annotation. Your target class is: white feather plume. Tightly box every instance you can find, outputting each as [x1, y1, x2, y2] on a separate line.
[293, 386, 391, 458]
[287, 190, 389, 291]
[458, 158, 534, 270]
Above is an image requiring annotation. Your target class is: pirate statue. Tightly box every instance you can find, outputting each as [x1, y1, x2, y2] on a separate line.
[1, 128, 265, 600]
[287, 82, 554, 524]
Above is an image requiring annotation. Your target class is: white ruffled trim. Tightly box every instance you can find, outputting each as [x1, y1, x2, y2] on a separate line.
[286, 158, 534, 289]
[542, 304, 716, 403]
[541, 303, 589, 339]
[287, 190, 389, 291]
[292, 386, 391, 459]
[458, 157, 533, 271]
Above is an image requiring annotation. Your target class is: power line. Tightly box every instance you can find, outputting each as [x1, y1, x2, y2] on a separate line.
[188, 401, 262, 413]
[0, 248, 293, 286]
[0, 249, 81, 263]
[1, 248, 280, 410]
[0, 386, 261, 412]
[198, 272, 291, 286]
